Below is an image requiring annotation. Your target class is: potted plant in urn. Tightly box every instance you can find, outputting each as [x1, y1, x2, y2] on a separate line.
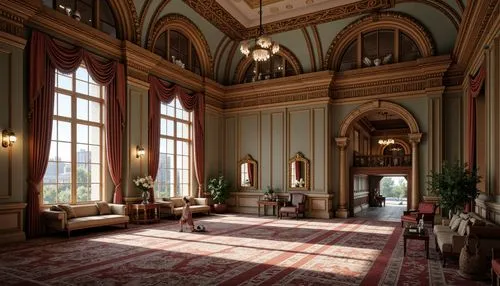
[427, 161, 481, 217]
[208, 175, 229, 213]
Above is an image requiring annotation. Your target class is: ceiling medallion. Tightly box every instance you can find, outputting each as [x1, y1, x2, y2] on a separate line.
[240, 0, 279, 62]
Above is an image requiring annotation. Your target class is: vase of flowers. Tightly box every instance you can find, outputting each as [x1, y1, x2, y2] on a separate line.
[133, 175, 154, 204]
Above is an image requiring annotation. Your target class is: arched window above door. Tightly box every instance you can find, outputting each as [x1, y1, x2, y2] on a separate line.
[153, 29, 202, 76]
[241, 55, 297, 83]
[42, 0, 118, 38]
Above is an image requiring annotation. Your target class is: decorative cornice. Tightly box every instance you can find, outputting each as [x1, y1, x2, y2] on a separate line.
[244, 0, 394, 39]
[233, 45, 303, 84]
[29, 7, 122, 60]
[223, 71, 332, 109]
[181, 0, 245, 40]
[453, 0, 498, 68]
[0, 8, 25, 38]
[324, 12, 436, 70]
[396, 0, 460, 30]
[332, 56, 451, 99]
[147, 13, 214, 79]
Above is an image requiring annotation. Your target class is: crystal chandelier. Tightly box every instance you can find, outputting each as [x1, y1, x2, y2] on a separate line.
[240, 0, 279, 62]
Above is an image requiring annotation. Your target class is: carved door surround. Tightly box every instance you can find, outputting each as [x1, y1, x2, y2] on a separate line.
[336, 100, 422, 218]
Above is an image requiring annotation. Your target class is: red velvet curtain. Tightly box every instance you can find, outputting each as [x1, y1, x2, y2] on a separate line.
[149, 75, 205, 199]
[27, 31, 125, 237]
[467, 66, 486, 169]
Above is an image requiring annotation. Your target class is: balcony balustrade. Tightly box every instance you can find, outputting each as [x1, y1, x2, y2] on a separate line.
[353, 154, 412, 167]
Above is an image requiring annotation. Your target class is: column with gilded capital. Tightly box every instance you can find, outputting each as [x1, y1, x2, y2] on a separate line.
[409, 133, 422, 209]
[335, 137, 349, 218]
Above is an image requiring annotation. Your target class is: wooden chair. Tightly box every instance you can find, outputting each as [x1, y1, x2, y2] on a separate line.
[400, 202, 437, 228]
[279, 193, 306, 219]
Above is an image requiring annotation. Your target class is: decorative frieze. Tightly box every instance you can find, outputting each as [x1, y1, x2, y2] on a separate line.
[0, 9, 24, 38]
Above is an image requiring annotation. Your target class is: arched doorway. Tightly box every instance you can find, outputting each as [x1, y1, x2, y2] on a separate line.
[336, 100, 422, 218]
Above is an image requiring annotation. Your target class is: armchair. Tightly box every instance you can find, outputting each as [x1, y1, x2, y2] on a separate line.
[279, 192, 306, 219]
[400, 202, 437, 228]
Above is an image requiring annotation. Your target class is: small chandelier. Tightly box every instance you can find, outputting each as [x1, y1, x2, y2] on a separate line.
[377, 111, 394, 145]
[240, 0, 279, 62]
[378, 138, 395, 145]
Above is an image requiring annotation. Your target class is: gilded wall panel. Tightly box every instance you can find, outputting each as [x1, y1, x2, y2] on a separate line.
[271, 112, 285, 191]
[313, 108, 326, 192]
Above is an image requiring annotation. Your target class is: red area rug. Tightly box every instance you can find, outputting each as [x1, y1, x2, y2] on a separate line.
[0, 215, 490, 285]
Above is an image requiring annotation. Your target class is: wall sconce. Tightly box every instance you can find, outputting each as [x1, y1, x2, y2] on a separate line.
[2, 129, 16, 148]
[136, 145, 145, 159]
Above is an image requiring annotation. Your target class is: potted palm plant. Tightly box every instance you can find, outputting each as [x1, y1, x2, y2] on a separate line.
[208, 175, 230, 213]
[427, 161, 481, 217]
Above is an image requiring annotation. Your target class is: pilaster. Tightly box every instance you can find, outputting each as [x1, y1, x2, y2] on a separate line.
[409, 133, 422, 209]
[335, 137, 349, 218]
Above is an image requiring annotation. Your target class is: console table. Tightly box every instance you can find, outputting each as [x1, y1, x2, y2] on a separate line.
[129, 203, 161, 224]
[257, 200, 282, 218]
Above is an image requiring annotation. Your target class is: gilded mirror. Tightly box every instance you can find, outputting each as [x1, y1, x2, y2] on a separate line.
[288, 152, 310, 190]
[238, 154, 258, 190]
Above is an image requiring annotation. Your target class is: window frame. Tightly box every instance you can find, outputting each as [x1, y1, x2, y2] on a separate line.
[42, 65, 106, 206]
[153, 29, 202, 76]
[338, 28, 422, 71]
[156, 98, 193, 199]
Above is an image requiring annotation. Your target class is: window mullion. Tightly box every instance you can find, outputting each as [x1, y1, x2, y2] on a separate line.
[71, 71, 77, 204]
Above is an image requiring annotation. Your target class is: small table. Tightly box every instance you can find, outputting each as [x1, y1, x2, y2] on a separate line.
[257, 200, 282, 218]
[403, 227, 429, 259]
[129, 203, 161, 224]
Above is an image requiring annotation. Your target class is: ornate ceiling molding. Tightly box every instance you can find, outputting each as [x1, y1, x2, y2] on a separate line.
[121, 0, 141, 44]
[182, 0, 246, 40]
[311, 25, 323, 71]
[302, 28, 316, 72]
[233, 45, 303, 84]
[453, 0, 498, 72]
[138, 0, 153, 40]
[144, 0, 172, 50]
[396, 0, 460, 30]
[147, 13, 214, 79]
[244, 0, 394, 39]
[182, 0, 393, 40]
[324, 12, 436, 71]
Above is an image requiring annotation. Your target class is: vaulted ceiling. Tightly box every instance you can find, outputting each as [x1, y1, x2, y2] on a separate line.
[131, 0, 464, 84]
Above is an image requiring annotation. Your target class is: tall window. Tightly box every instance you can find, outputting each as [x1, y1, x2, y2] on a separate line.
[156, 98, 192, 199]
[43, 66, 105, 204]
[42, 0, 118, 38]
[153, 30, 202, 75]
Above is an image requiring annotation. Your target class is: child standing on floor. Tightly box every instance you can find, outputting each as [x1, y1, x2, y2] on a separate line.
[179, 197, 195, 232]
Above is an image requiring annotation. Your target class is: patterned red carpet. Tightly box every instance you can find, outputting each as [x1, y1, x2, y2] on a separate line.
[0, 215, 490, 285]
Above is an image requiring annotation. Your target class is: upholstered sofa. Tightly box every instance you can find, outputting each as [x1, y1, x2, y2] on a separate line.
[433, 212, 500, 266]
[43, 202, 129, 237]
[167, 197, 210, 217]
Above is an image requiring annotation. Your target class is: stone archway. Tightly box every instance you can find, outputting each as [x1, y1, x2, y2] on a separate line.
[335, 100, 422, 218]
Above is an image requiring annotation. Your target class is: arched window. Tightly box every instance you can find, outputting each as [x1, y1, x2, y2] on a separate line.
[42, 0, 118, 38]
[153, 30, 202, 76]
[241, 55, 297, 83]
[338, 29, 421, 72]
